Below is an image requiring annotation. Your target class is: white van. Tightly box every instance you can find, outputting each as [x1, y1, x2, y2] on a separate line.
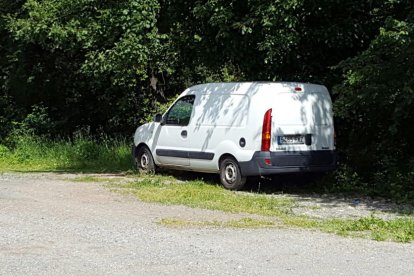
[133, 82, 336, 190]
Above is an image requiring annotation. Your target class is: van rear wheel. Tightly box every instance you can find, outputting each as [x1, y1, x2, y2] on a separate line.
[220, 157, 246, 190]
[136, 146, 156, 174]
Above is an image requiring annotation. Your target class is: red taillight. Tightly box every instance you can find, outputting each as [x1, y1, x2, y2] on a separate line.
[294, 87, 302, 92]
[261, 108, 272, 151]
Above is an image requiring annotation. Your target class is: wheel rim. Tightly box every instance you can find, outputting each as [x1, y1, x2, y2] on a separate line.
[140, 152, 149, 169]
[224, 163, 237, 183]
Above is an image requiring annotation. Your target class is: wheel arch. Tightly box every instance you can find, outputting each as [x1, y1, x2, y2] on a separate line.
[218, 153, 238, 168]
[134, 143, 150, 158]
[214, 139, 254, 171]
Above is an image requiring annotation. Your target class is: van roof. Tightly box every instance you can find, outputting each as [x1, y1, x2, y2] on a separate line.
[183, 82, 328, 96]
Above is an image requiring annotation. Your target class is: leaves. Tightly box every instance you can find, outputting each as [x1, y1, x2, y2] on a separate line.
[333, 15, 414, 195]
[2, 0, 168, 134]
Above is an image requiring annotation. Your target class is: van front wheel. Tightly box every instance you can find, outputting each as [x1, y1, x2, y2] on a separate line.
[136, 146, 156, 174]
[220, 157, 246, 190]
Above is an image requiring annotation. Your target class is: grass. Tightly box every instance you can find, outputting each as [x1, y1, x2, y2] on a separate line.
[160, 218, 278, 228]
[319, 217, 414, 242]
[0, 133, 132, 172]
[122, 175, 295, 217]
[110, 174, 414, 243]
[72, 175, 120, 183]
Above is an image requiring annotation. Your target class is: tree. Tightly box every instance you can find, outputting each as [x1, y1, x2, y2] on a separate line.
[334, 9, 414, 198]
[4, 0, 168, 135]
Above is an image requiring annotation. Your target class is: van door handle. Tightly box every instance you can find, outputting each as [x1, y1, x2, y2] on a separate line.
[181, 130, 187, 138]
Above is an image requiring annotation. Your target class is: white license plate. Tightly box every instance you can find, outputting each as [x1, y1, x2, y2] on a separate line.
[277, 135, 305, 145]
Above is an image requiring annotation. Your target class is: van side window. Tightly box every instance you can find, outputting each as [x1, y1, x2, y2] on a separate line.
[165, 95, 195, 126]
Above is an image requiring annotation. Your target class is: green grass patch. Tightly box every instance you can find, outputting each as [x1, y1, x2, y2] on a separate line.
[110, 174, 414, 242]
[321, 217, 414, 242]
[277, 215, 414, 242]
[72, 176, 118, 183]
[0, 133, 132, 172]
[123, 175, 295, 217]
[160, 217, 277, 228]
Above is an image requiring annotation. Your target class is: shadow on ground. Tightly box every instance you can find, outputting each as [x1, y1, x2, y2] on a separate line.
[159, 170, 414, 217]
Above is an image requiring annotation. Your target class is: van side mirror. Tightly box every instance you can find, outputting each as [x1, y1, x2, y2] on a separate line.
[154, 114, 162, 123]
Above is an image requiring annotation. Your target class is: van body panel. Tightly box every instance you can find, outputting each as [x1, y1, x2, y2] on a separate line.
[191, 94, 249, 127]
[133, 82, 336, 177]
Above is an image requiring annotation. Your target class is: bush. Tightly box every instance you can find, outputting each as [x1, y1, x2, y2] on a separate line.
[0, 144, 10, 158]
[20, 104, 56, 136]
[322, 164, 367, 194]
[322, 162, 414, 203]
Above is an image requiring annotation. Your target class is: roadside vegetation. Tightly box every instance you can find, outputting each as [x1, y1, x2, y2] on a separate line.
[0, 132, 132, 172]
[75, 174, 414, 243]
[1, 134, 413, 243]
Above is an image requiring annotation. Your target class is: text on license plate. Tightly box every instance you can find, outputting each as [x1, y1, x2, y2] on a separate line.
[277, 135, 305, 145]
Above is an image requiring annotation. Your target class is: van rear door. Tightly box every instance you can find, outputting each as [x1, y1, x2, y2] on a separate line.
[271, 85, 334, 152]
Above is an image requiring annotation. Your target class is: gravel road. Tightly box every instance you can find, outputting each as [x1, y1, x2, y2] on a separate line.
[1, 173, 413, 275]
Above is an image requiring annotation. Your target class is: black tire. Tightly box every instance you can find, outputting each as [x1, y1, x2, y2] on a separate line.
[219, 157, 246, 190]
[135, 146, 156, 174]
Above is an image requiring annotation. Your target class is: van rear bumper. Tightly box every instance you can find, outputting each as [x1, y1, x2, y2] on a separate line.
[239, 150, 337, 176]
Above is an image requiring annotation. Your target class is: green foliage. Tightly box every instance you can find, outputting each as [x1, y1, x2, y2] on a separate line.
[334, 14, 414, 202]
[161, 0, 404, 83]
[20, 104, 55, 136]
[3, 0, 168, 135]
[0, 144, 10, 158]
[327, 164, 368, 194]
[325, 216, 414, 242]
[0, 132, 132, 172]
[0, 94, 18, 141]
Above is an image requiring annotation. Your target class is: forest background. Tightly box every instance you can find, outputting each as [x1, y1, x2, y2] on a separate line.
[1, 0, 413, 201]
